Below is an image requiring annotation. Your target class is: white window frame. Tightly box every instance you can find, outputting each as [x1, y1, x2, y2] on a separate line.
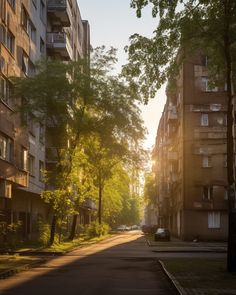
[201, 113, 209, 126]
[202, 155, 211, 168]
[201, 77, 218, 92]
[0, 134, 13, 162]
[208, 211, 220, 229]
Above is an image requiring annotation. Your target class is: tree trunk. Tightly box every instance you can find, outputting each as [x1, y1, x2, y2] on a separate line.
[98, 185, 102, 224]
[49, 215, 57, 245]
[69, 214, 78, 240]
[224, 0, 236, 272]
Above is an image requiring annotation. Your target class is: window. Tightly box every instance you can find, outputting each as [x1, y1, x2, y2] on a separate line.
[32, 0, 37, 8]
[202, 155, 211, 168]
[7, 0, 16, 9]
[40, 1, 46, 23]
[29, 21, 36, 43]
[22, 52, 29, 76]
[224, 154, 227, 167]
[39, 123, 44, 143]
[40, 37, 45, 54]
[0, 134, 13, 162]
[208, 211, 220, 229]
[202, 55, 208, 67]
[224, 188, 228, 200]
[21, 147, 28, 170]
[39, 160, 44, 181]
[203, 186, 213, 201]
[201, 77, 218, 92]
[6, 30, 15, 54]
[201, 113, 209, 126]
[0, 77, 14, 106]
[0, 25, 6, 45]
[21, 6, 36, 43]
[28, 154, 35, 176]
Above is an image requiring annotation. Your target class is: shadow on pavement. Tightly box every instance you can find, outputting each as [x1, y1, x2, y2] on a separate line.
[0, 235, 178, 295]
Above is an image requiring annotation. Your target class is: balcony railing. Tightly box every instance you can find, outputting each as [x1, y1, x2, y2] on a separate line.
[47, 0, 72, 27]
[47, 0, 67, 10]
[47, 32, 73, 60]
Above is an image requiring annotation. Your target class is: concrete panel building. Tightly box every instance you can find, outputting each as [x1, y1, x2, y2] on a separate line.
[0, 0, 91, 240]
[152, 53, 229, 241]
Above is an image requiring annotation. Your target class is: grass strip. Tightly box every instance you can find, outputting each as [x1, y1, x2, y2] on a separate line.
[162, 258, 236, 291]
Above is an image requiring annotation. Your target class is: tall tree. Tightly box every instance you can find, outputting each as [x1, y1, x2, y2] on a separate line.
[125, 0, 236, 271]
[12, 46, 145, 241]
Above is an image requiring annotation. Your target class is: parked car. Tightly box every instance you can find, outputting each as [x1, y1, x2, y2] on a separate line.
[117, 225, 126, 231]
[154, 228, 171, 241]
[142, 224, 158, 234]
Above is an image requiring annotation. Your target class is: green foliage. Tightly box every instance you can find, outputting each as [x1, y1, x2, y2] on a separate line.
[125, 0, 236, 101]
[37, 219, 51, 246]
[144, 173, 157, 205]
[85, 221, 110, 237]
[12, 46, 146, 239]
[0, 221, 22, 248]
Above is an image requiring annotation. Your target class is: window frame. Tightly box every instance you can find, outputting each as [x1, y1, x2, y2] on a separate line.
[201, 113, 209, 126]
[0, 133, 14, 162]
[208, 211, 220, 229]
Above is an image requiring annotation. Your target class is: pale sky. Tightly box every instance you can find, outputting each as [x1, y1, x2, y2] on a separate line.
[78, 0, 166, 150]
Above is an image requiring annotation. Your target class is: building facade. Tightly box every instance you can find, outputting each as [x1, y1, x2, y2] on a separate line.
[0, 0, 90, 240]
[152, 53, 230, 241]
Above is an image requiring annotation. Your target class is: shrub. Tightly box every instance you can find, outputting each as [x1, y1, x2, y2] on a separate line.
[37, 219, 51, 246]
[85, 221, 110, 238]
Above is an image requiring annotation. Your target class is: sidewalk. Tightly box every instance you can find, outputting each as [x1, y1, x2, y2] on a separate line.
[147, 236, 227, 253]
[145, 237, 236, 295]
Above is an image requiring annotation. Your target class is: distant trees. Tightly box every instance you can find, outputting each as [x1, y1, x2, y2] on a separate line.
[12, 46, 145, 244]
[125, 0, 236, 271]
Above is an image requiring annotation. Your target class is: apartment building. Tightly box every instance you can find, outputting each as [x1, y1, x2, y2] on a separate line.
[152, 53, 229, 241]
[0, 0, 91, 240]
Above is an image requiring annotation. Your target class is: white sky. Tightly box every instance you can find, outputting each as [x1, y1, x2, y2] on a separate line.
[78, 0, 167, 150]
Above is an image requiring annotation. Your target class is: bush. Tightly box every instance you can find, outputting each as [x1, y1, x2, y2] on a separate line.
[85, 221, 110, 238]
[0, 221, 22, 249]
[37, 219, 51, 246]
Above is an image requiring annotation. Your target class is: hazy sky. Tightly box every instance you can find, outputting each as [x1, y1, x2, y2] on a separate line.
[78, 0, 166, 149]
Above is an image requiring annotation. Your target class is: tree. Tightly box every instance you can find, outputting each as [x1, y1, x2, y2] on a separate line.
[125, 0, 236, 271]
[12, 46, 145, 242]
[84, 134, 144, 224]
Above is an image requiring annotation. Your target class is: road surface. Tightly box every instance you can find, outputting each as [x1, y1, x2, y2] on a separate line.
[0, 232, 179, 295]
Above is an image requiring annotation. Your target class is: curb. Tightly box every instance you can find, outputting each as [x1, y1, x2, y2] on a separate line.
[0, 259, 46, 280]
[158, 260, 187, 295]
[152, 249, 226, 253]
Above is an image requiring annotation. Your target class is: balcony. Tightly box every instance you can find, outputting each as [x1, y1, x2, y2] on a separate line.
[47, 0, 72, 27]
[47, 32, 73, 60]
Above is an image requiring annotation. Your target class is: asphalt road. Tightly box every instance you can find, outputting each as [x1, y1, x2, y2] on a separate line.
[0, 232, 179, 295]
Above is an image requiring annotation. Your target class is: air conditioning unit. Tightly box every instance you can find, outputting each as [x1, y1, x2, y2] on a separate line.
[0, 180, 12, 198]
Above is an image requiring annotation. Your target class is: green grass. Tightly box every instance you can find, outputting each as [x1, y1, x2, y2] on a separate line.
[0, 234, 113, 275]
[0, 255, 40, 273]
[162, 258, 236, 291]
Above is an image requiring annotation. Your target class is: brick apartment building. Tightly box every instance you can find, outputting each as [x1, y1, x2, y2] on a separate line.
[0, 0, 91, 240]
[152, 53, 230, 241]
